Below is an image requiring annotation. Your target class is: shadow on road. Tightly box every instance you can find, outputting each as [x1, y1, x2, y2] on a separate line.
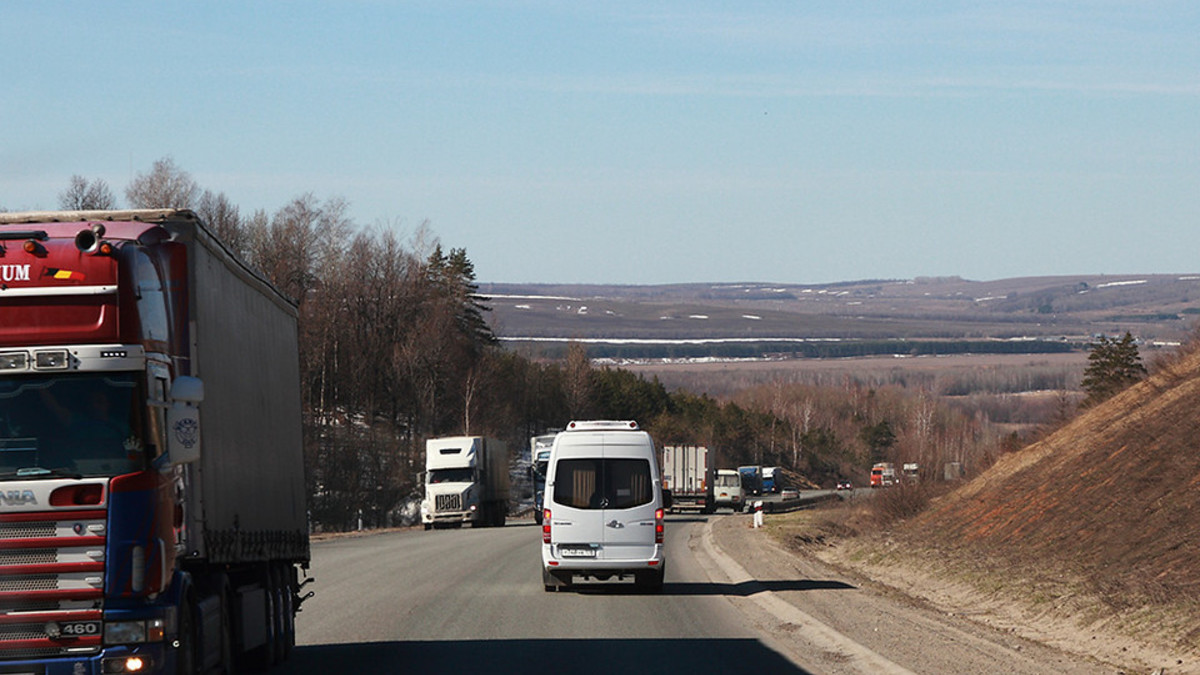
[272, 638, 812, 674]
[568, 578, 856, 597]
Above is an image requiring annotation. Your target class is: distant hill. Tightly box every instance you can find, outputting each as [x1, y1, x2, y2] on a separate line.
[481, 275, 1200, 359]
[900, 338, 1200, 659]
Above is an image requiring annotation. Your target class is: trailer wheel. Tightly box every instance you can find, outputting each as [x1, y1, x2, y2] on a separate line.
[243, 569, 278, 671]
[279, 565, 296, 660]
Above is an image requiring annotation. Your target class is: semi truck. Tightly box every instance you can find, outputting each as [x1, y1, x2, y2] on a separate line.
[529, 433, 555, 525]
[661, 445, 714, 514]
[762, 466, 781, 493]
[421, 436, 510, 529]
[712, 468, 745, 512]
[870, 462, 897, 487]
[738, 465, 763, 496]
[0, 210, 310, 674]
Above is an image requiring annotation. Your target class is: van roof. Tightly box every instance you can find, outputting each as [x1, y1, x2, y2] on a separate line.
[565, 420, 639, 432]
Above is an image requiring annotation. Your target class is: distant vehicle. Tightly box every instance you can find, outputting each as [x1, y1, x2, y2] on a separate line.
[422, 436, 510, 529]
[780, 488, 799, 500]
[529, 434, 556, 524]
[762, 466, 782, 493]
[662, 445, 715, 513]
[542, 420, 666, 592]
[738, 465, 764, 496]
[903, 462, 920, 483]
[870, 462, 897, 488]
[713, 468, 745, 511]
[837, 480, 853, 491]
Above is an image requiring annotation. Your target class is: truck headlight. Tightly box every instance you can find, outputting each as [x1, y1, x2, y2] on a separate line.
[104, 618, 164, 644]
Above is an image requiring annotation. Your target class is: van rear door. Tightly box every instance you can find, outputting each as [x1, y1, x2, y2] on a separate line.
[595, 452, 657, 560]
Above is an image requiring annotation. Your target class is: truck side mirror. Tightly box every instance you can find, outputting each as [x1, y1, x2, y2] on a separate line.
[170, 376, 204, 403]
[662, 489, 673, 510]
[167, 376, 204, 465]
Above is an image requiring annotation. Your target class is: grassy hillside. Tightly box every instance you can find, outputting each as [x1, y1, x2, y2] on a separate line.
[895, 340, 1200, 660]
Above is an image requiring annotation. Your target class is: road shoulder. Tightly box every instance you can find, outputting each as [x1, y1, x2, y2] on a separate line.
[699, 513, 1115, 675]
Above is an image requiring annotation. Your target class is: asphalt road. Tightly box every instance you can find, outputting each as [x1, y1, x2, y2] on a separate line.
[271, 517, 809, 674]
[270, 508, 1113, 675]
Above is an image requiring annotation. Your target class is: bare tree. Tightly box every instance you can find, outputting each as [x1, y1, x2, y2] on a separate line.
[195, 190, 246, 257]
[125, 157, 199, 209]
[59, 175, 117, 210]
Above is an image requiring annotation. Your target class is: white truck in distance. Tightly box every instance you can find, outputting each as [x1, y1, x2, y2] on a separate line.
[713, 468, 745, 511]
[422, 436, 510, 529]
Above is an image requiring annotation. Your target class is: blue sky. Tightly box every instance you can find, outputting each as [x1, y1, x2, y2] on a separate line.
[4, 2, 1198, 284]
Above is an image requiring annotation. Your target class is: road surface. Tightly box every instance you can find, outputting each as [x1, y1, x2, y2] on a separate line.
[271, 513, 1111, 674]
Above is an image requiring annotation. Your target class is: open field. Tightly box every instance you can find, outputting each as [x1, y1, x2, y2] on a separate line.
[484, 275, 1200, 357]
[621, 351, 1090, 399]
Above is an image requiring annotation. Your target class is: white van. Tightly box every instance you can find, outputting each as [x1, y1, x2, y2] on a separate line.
[541, 420, 666, 592]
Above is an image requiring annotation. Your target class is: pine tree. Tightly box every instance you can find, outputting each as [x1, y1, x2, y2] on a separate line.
[1080, 332, 1146, 407]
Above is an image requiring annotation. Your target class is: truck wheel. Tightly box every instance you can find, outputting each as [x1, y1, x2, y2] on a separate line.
[279, 566, 296, 660]
[243, 570, 278, 671]
[271, 566, 289, 664]
[176, 595, 199, 675]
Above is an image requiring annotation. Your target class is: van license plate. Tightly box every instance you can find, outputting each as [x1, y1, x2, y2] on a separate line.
[559, 546, 597, 558]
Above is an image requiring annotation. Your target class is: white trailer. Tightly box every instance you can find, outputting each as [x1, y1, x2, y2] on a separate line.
[662, 445, 715, 514]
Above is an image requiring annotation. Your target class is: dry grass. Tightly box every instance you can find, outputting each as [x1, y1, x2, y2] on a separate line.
[767, 343, 1200, 669]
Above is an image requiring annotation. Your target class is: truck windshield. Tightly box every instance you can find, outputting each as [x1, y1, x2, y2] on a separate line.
[0, 373, 145, 478]
[428, 468, 473, 484]
[716, 474, 740, 488]
[532, 455, 549, 481]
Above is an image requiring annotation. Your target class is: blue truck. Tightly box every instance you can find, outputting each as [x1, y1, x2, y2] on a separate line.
[738, 465, 763, 497]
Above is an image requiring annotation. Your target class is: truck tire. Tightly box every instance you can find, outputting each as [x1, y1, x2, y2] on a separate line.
[271, 565, 289, 664]
[176, 594, 199, 675]
[243, 570, 278, 671]
[279, 565, 296, 661]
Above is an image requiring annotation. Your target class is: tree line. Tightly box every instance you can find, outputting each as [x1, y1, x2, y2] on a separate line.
[29, 158, 1058, 529]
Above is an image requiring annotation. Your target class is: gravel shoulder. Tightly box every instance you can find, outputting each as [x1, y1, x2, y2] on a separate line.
[704, 511, 1124, 675]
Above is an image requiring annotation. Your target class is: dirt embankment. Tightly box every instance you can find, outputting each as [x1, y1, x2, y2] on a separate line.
[777, 346, 1200, 673]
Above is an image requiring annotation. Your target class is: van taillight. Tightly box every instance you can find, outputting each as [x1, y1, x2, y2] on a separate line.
[655, 508, 664, 544]
[542, 509, 552, 543]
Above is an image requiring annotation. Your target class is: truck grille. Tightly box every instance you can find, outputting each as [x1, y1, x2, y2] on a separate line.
[0, 508, 106, 658]
[435, 494, 462, 512]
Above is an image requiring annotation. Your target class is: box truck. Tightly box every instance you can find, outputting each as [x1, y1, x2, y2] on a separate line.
[661, 445, 714, 514]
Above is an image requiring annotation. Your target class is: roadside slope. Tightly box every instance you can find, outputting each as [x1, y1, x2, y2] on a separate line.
[840, 345, 1200, 670]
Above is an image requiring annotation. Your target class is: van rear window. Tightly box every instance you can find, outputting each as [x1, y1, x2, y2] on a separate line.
[553, 458, 653, 510]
